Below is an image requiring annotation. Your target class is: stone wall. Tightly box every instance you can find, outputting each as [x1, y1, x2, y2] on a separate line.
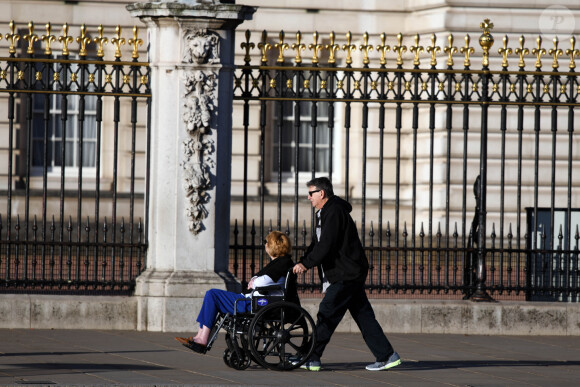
[2, 295, 579, 335]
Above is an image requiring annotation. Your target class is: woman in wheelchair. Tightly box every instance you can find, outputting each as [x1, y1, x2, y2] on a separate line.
[176, 231, 294, 354]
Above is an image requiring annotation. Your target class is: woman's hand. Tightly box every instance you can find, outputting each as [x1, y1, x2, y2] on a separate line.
[247, 277, 255, 289]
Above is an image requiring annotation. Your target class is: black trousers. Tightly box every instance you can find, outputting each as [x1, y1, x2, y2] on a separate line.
[311, 281, 395, 362]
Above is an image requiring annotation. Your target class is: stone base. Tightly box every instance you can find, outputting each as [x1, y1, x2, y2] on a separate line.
[1, 293, 580, 334]
[135, 269, 240, 332]
[0, 294, 137, 330]
[298, 299, 580, 336]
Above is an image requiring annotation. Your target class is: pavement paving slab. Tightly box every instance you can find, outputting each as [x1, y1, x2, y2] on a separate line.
[1, 329, 580, 386]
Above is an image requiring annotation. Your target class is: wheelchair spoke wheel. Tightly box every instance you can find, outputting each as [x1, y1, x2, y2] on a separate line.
[248, 301, 316, 371]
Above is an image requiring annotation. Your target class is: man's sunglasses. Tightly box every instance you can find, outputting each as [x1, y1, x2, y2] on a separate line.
[308, 189, 321, 196]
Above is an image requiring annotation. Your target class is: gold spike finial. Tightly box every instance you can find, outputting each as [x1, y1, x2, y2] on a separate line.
[93, 25, 108, 58]
[257, 30, 272, 63]
[359, 32, 373, 65]
[291, 31, 305, 64]
[41, 22, 56, 56]
[111, 25, 126, 58]
[392, 33, 407, 66]
[325, 31, 340, 64]
[443, 34, 457, 67]
[274, 30, 289, 63]
[409, 33, 424, 66]
[426, 34, 441, 67]
[342, 31, 356, 65]
[532, 35, 546, 69]
[77, 24, 91, 57]
[241, 30, 255, 64]
[308, 31, 322, 64]
[23, 21, 38, 55]
[128, 26, 143, 59]
[514, 35, 529, 68]
[565, 36, 579, 69]
[460, 34, 475, 67]
[58, 23, 74, 56]
[549, 36, 563, 69]
[5, 21, 20, 54]
[376, 33, 390, 66]
[498, 35, 512, 68]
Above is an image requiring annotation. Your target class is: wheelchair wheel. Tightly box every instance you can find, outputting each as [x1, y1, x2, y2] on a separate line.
[223, 349, 232, 368]
[248, 301, 316, 371]
[224, 349, 250, 370]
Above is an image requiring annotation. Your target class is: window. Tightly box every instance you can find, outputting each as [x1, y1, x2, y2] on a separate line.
[31, 60, 98, 172]
[273, 73, 331, 177]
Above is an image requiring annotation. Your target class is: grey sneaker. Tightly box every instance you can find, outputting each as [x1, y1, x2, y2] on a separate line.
[300, 360, 322, 371]
[365, 352, 401, 371]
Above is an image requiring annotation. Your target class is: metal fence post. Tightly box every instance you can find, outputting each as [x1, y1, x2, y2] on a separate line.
[471, 19, 495, 302]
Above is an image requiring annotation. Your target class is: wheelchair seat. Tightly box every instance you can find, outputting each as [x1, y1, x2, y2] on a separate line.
[249, 267, 300, 313]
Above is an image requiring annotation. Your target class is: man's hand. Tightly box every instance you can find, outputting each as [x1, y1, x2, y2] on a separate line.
[293, 263, 307, 274]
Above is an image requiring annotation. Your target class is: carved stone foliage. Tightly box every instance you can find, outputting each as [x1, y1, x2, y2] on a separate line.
[181, 28, 219, 234]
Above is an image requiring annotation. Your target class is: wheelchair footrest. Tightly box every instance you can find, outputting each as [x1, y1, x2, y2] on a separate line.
[175, 337, 208, 354]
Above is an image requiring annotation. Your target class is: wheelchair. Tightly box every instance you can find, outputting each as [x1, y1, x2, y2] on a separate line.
[198, 269, 316, 371]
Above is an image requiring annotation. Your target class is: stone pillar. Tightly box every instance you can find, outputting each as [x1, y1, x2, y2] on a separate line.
[127, 0, 255, 331]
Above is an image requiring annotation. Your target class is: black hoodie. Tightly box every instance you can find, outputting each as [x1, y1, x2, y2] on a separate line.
[300, 196, 369, 284]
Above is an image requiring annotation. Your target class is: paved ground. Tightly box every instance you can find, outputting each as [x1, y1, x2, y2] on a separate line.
[1, 329, 580, 386]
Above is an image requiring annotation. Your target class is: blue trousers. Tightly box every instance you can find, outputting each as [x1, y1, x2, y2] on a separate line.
[196, 289, 251, 328]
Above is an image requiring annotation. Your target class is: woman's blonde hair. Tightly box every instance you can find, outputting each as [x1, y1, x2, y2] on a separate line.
[265, 231, 292, 257]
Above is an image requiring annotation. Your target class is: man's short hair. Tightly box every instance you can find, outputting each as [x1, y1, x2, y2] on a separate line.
[265, 231, 292, 257]
[306, 176, 334, 198]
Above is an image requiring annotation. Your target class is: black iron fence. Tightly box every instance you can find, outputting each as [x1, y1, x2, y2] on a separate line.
[231, 21, 580, 301]
[0, 22, 150, 294]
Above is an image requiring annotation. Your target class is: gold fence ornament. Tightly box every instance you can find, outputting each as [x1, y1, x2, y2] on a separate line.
[460, 34, 474, 67]
[77, 24, 91, 57]
[111, 26, 126, 58]
[443, 34, 457, 67]
[549, 36, 563, 69]
[257, 30, 271, 64]
[291, 31, 305, 64]
[274, 30, 289, 63]
[326, 31, 340, 64]
[94, 25, 108, 58]
[393, 33, 407, 66]
[479, 18, 494, 67]
[41, 23, 56, 56]
[566, 36, 579, 69]
[241, 30, 255, 64]
[498, 35, 512, 68]
[58, 23, 74, 56]
[359, 32, 373, 65]
[309, 31, 322, 64]
[128, 26, 143, 59]
[23, 22, 38, 55]
[514, 35, 529, 68]
[4, 20, 20, 54]
[409, 34, 424, 66]
[426, 34, 440, 67]
[376, 33, 390, 66]
[532, 36, 546, 69]
[343, 31, 356, 65]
